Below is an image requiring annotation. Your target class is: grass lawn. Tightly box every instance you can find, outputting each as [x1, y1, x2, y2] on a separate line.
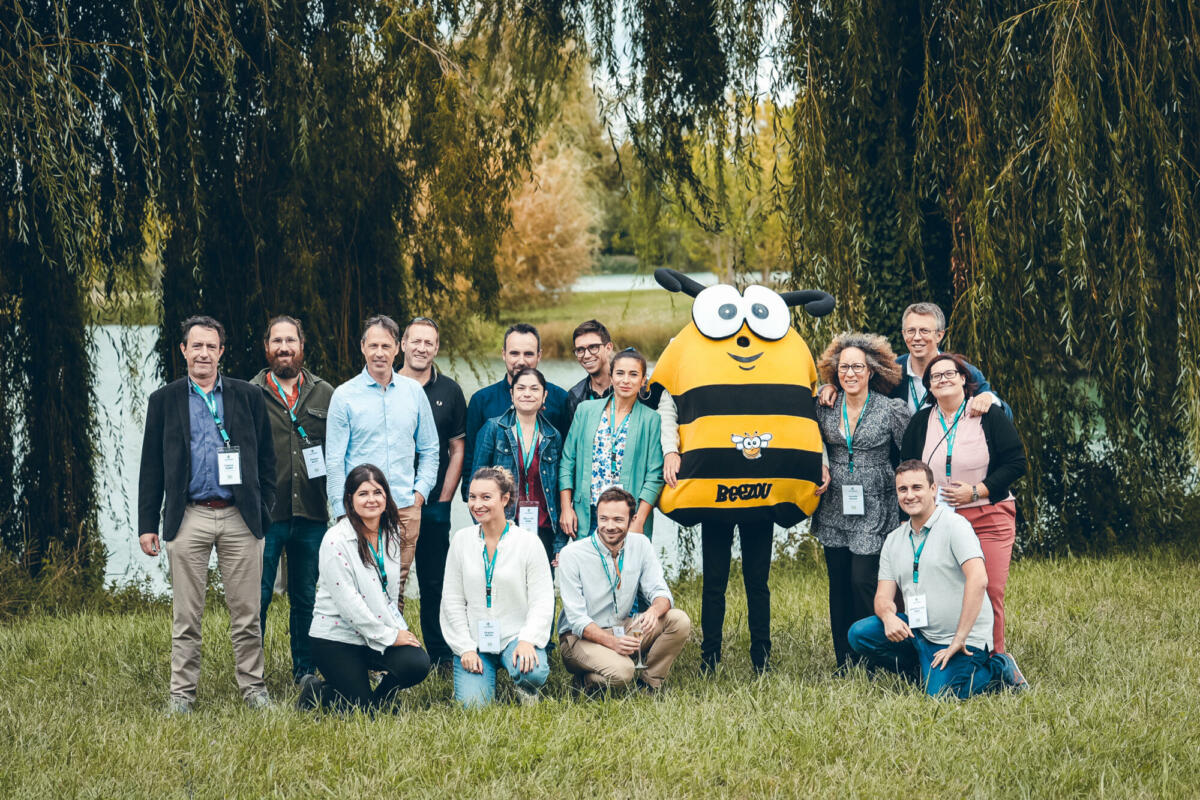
[1, 548, 1197, 798]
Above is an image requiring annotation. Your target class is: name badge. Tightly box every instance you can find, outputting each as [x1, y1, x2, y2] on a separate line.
[218, 446, 242, 486]
[517, 500, 539, 532]
[612, 625, 625, 639]
[302, 444, 326, 479]
[842, 484, 865, 516]
[906, 593, 928, 629]
[478, 619, 501, 653]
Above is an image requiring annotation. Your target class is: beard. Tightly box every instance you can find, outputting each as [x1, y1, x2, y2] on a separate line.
[269, 353, 302, 379]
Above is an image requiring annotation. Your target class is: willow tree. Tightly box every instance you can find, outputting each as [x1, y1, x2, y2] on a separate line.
[583, 0, 1200, 549]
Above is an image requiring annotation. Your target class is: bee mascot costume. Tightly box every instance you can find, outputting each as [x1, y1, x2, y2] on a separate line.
[650, 268, 834, 673]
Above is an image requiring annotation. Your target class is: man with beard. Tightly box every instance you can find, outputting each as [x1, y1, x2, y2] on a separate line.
[557, 487, 691, 694]
[326, 314, 439, 611]
[461, 323, 569, 499]
[397, 316, 466, 667]
[249, 315, 334, 683]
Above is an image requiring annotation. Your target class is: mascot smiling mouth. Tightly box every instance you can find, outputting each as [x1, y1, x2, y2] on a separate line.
[728, 352, 763, 370]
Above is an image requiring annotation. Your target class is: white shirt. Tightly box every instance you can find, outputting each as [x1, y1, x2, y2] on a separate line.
[439, 523, 555, 655]
[309, 518, 408, 652]
[557, 532, 673, 636]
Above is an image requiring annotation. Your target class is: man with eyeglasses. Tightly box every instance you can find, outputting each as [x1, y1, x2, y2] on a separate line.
[847, 459, 1028, 698]
[564, 319, 615, 429]
[397, 316, 466, 667]
[818, 302, 1007, 417]
[461, 322, 569, 500]
[249, 315, 334, 684]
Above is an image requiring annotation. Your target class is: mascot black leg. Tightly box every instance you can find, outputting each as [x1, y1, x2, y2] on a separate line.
[699, 522, 735, 671]
[738, 522, 773, 673]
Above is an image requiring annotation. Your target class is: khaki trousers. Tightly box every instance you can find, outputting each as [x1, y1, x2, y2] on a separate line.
[394, 503, 422, 613]
[166, 505, 266, 702]
[559, 608, 692, 690]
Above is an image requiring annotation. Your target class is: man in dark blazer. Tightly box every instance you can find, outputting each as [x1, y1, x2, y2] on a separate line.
[138, 315, 276, 714]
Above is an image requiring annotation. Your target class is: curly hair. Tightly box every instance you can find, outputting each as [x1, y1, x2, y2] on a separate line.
[817, 331, 902, 393]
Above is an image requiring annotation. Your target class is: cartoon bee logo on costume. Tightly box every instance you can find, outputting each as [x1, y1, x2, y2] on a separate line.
[648, 269, 834, 527]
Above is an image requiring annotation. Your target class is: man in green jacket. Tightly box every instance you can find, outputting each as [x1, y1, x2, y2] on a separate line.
[249, 315, 334, 683]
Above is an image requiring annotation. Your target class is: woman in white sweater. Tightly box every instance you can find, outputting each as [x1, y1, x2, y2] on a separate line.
[300, 464, 430, 711]
[440, 466, 554, 707]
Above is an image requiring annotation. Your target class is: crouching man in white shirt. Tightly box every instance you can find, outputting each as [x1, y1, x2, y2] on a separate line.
[557, 487, 691, 694]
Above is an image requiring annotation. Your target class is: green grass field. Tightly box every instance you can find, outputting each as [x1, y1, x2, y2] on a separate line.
[1, 548, 1197, 798]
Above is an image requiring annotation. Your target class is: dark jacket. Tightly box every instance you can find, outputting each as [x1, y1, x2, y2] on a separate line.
[472, 408, 562, 531]
[249, 367, 333, 523]
[462, 378, 569, 500]
[139, 376, 276, 541]
[900, 403, 1026, 502]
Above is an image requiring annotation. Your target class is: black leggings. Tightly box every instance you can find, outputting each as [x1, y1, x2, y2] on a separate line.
[823, 546, 880, 668]
[310, 638, 430, 711]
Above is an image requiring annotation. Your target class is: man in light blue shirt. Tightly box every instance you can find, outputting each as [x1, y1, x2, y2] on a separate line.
[557, 487, 691, 694]
[326, 314, 438, 609]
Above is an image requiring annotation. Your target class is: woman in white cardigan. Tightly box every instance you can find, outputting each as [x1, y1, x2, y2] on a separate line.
[440, 466, 554, 707]
[300, 464, 430, 711]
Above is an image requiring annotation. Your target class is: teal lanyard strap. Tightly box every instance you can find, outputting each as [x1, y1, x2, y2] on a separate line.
[515, 419, 539, 496]
[268, 373, 310, 442]
[481, 522, 510, 609]
[936, 401, 966, 478]
[606, 397, 631, 480]
[366, 530, 388, 595]
[841, 393, 871, 475]
[908, 376, 923, 409]
[190, 379, 231, 445]
[591, 534, 625, 616]
[909, 527, 929, 584]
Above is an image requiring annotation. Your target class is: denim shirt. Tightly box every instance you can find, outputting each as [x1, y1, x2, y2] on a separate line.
[472, 408, 562, 532]
[187, 376, 234, 502]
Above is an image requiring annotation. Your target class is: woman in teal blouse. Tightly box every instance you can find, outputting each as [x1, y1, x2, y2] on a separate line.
[559, 348, 664, 540]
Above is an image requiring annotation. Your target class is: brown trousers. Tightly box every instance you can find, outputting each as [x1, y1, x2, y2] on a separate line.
[559, 608, 692, 690]
[394, 503, 422, 613]
[166, 505, 266, 702]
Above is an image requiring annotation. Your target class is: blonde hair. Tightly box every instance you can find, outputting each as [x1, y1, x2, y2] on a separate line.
[470, 466, 515, 510]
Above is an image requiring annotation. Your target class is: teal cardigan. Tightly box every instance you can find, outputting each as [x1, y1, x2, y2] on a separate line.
[559, 398, 665, 537]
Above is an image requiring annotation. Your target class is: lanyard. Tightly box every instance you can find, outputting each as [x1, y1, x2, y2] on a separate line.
[366, 530, 388, 595]
[591, 534, 625, 616]
[605, 397, 630, 481]
[481, 521, 510, 609]
[190, 379, 231, 445]
[936, 400, 967, 478]
[841, 393, 871, 475]
[908, 376, 924, 410]
[909, 526, 929, 584]
[515, 418, 540, 497]
[268, 373, 310, 442]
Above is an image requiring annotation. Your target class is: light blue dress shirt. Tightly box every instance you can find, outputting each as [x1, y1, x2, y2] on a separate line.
[325, 368, 439, 516]
[186, 376, 234, 502]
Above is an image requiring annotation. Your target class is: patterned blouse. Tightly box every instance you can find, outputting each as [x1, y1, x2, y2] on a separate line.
[812, 390, 912, 555]
[589, 399, 630, 505]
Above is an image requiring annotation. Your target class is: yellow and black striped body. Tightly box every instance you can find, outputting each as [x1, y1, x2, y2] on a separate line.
[651, 321, 823, 527]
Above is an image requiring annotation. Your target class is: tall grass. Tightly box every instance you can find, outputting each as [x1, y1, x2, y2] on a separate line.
[1, 550, 1197, 798]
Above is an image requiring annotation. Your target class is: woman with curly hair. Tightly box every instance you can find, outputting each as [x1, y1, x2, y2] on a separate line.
[813, 332, 912, 670]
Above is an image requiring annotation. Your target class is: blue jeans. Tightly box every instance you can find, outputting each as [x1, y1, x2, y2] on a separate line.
[260, 517, 327, 680]
[848, 613, 1004, 699]
[453, 638, 550, 708]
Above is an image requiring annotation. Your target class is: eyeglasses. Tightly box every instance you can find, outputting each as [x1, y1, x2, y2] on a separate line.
[903, 327, 940, 338]
[574, 343, 604, 357]
[929, 369, 962, 382]
[837, 363, 868, 375]
[409, 316, 439, 331]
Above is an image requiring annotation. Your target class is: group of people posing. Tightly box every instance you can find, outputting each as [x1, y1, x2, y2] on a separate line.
[138, 301, 1027, 714]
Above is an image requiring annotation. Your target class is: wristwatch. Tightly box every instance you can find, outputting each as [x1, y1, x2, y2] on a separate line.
[970, 485, 980, 503]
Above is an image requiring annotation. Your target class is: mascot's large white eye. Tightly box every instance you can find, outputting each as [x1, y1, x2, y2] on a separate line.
[692, 285, 746, 340]
[742, 285, 791, 341]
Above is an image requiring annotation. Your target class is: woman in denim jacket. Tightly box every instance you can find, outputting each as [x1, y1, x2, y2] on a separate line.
[472, 367, 564, 566]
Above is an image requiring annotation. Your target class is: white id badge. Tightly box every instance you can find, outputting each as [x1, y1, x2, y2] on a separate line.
[612, 625, 625, 639]
[517, 500, 539, 532]
[217, 446, 242, 486]
[906, 593, 929, 629]
[842, 484, 865, 516]
[302, 444, 326, 478]
[477, 620, 501, 653]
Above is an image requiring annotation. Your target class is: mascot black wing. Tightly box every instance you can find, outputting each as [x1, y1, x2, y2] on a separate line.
[649, 269, 835, 527]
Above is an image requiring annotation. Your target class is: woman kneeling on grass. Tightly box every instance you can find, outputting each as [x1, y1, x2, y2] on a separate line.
[440, 467, 554, 707]
[299, 464, 431, 712]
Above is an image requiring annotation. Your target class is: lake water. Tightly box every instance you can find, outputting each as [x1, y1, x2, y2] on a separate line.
[570, 271, 716, 293]
[95, 323, 810, 595]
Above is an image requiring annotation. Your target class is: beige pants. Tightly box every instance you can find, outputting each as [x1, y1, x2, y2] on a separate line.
[166, 505, 266, 702]
[559, 608, 692, 689]
[395, 503, 421, 613]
